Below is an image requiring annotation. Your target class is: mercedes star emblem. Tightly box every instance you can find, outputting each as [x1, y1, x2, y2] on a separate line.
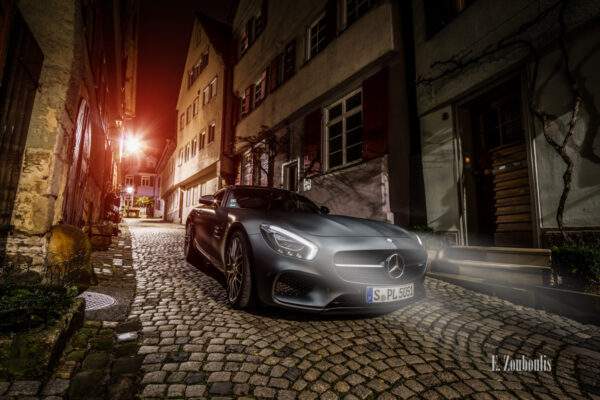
[385, 253, 405, 279]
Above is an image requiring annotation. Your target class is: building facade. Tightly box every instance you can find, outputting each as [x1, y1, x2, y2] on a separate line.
[122, 154, 162, 218]
[231, 0, 424, 226]
[0, 0, 138, 260]
[413, 0, 600, 247]
[159, 14, 236, 223]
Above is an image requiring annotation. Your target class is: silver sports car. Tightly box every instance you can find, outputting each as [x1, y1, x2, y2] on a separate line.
[184, 186, 427, 313]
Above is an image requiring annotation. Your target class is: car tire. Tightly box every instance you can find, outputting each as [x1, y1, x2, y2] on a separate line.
[184, 222, 201, 265]
[225, 230, 257, 310]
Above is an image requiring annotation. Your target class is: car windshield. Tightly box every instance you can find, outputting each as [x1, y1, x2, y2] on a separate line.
[228, 188, 322, 214]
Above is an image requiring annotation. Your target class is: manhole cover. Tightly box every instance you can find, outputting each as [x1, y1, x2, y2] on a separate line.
[78, 291, 117, 311]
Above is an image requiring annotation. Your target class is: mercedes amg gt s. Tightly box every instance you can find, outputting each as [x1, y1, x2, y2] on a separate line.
[184, 186, 427, 313]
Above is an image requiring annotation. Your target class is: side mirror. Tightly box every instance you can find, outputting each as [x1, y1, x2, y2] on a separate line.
[320, 205, 330, 214]
[199, 195, 216, 207]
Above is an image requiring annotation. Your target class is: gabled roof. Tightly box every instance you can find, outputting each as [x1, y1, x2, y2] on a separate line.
[196, 12, 233, 64]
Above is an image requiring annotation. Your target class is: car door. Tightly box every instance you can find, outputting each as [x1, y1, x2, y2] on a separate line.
[207, 190, 228, 265]
[193, 192, 220, 261]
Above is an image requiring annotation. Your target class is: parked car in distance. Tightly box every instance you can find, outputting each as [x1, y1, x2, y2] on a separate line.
[184, 186, 427, 313]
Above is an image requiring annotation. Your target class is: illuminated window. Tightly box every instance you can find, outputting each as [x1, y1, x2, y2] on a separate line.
[193, 97, 199, 115]
[141, 176, 150, 187]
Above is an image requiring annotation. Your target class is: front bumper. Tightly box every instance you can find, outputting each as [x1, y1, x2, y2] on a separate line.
[247, 233, 428, 313]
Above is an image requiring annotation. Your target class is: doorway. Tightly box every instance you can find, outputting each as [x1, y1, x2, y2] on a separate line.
[461, 79, 533, 247]
[0, 10, 43, 253]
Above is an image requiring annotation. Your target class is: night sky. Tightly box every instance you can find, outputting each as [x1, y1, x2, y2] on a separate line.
[132, 0, 233, 155]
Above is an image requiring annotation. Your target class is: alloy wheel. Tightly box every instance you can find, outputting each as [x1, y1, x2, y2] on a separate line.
[226, 237, 243, 302]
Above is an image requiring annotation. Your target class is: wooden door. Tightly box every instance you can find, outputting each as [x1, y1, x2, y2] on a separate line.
[470, 84, 533, 247]
[0, 9, 43, 253]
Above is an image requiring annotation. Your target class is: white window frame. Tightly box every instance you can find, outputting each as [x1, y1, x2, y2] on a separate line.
[210, 77, 217, 99]
[141, 176, 150, 187]
[254, 76, 264, 107]
[193, 97, 199, 115]
[240, 92, 247, 117]
[281, 158, 300, 192]
[179, 114, 185, 130]
[325, 88, 363, 171]
[208, 122, 216, 143]
[178, 149, 183, 166]
[125, 175, 133, 186]
[191, 136, 198, 157]
[306, 12, 326, 60]
[203, 86, 210, 105]
[185, 143, 190, 162]
[199, 131, 206, 150]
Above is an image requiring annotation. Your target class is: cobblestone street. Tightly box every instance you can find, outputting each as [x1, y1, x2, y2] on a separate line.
[129, 220, 600, 400]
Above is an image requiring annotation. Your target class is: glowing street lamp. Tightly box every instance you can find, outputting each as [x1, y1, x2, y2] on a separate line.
[124, 135, 142, 155]
[126, 186, 134, 194]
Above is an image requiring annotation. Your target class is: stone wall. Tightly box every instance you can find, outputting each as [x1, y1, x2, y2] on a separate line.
[6, 0, 110, 262]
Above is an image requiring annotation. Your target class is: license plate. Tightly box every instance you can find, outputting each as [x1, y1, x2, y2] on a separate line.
[366, 283, 414, 303]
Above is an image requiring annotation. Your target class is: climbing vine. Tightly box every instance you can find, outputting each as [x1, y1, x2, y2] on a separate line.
[416, 0, 581, 245]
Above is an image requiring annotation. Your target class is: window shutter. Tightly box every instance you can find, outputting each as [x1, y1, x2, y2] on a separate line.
[325, 0, 337, 44]
[303, 108, 322, 177]
[362, 67, 389, 160]
[244, 86, 252, 115]
[150, 176, 155, 187]
[269, 56, 279, 93]
[284, 39, 296, 81]
[260, 70, 267, 101]
[261, 0, 268, 29]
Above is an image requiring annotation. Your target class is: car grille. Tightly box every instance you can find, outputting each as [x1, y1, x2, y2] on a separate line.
[274, 272, 315, 298]
[333, 249, 426, 285]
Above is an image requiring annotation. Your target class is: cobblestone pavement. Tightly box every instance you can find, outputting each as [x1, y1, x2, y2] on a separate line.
[129, 220, 600, 400]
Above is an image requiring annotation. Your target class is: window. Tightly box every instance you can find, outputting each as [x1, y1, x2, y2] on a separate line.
[238, 1, 267, 60]
[282, 159, 299, 191]
[141, 176, 150, 187]
[284, 39, 296, 81]
[254, 71, 266, 108]
[241, 144, 269, 186]
[179, 114, 185, 130]
[185, 143, 190, 162]
[186, 106, 191, 123]
[193, 97, 199, 115]
[178, 148, 183, 166]
[199, 131, 206, 150]
[125, 175, 133, 186]
[208, 123, 216, 143]
[307, 13, 326, 60]
[326, 89, 362, 169]
[191, 136, 198, 157]
[203, 86, 210, 105]
[344, 0, 374, 28]
[240, 91, 248, 118]
[241, 152, 253, 185]
[192, 185, 197, 205]
[186, 188, 191, 207]
[210, 77, 217, 100]
[188, 51, 209, 88]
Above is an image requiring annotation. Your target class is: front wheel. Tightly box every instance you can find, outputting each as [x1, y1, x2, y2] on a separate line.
[225, 231, 257, 309]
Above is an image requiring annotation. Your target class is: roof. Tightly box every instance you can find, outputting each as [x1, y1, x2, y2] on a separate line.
[196, 12, 233, 64]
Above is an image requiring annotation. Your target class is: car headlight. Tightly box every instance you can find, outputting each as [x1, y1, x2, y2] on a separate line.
[260, 224, 318, 260]
[409, 232, 423, 246]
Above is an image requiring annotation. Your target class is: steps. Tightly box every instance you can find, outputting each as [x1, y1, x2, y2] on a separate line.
[430, 245, 552, 287]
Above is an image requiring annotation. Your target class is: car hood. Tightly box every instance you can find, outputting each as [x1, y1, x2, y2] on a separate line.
[239, 210, 412, 238]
